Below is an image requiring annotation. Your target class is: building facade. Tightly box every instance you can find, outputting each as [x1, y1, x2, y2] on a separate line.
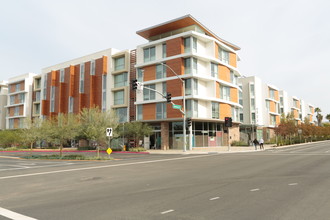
[40, 48, 133, 123]
[135, 15, 242, 149]
[0, 81, 8, 130]
[6, 73, 36, 129]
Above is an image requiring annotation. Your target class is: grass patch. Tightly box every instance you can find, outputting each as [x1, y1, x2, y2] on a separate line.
[22, 154, 113, 160]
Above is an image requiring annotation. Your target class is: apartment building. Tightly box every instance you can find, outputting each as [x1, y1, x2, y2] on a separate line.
[134, 15, 242, 149]
[239, 76, 281, 141]
[40, 48, 133, 123]
[0, 81, 8, 130]
[6, 73, 36, 129]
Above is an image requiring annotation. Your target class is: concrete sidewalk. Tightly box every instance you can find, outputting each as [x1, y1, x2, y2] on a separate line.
[147, 144, 276, 154]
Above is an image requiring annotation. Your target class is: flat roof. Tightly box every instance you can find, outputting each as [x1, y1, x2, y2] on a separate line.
[136, 14, 240, 51]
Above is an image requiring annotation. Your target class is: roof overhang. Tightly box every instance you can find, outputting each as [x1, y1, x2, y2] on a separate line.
[136, 14, 240, 51]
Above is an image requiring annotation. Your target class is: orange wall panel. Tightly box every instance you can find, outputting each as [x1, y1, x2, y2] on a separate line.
[167, 100, 183, 119]
[270, 101, 276, 112]
[166, 37, 183, 57]
[143, 103, 156, 120]
[216, 82, 220, 99]
[220, 103, 231, 120]
[215, 43, 219, 59]
[167, 78, 183, 97]
[230, 88, 238, 103]
[166, 58, 183, 77]
[274, 90, 279, 101]
[219, 65, 230, 82]
[143, 65, 156, 81]
[229, 52, 237, 68]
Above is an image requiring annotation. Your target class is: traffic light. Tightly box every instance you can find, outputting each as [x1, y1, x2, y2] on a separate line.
[166, 93, 171, 103]
[132, 79, 137, 90]
[224, 117, 232, 127]
[187, 118, 192, 127]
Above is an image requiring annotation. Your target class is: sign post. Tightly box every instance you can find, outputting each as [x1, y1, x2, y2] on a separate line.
[106, 128, 113, 159]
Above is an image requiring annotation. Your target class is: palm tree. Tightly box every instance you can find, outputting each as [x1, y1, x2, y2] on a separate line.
[326, 114, 330, 122]
[315, 107, 322, 126]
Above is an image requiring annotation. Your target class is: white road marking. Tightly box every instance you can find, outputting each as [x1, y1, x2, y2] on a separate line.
[0, 207, 38, 220]
[0, 154, 216, 180]
[288, 183, 298, 186]
[250, 188, 260, 192]
[0, 162, 74, 172]
[161, 209, 174, 214]
[209, 197, 220, 201]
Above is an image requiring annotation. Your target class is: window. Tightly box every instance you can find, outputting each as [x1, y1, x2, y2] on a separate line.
[34, 103, 40, 115]
[114, 90, 124, 105]
[250, 84, 255, 97]
[79, 63, 85, 93]
[156, 64, 166, 79]
[35, 78, 41, 89]
[114, 56, 125, 71]
[266, 100, 270, 111]
[230, 71, 237, 85]
[19, 118, 24, 128]
[68, 96, 74, 113]
[162, 82, 167, 96]
[211, 63, 218, 77]
[220, 86, 231, 101]
[251, 113, 256, 124]
[162, 44, 166, 58]
[270, 115, 276, 126]
[114, 72, 128, 88]
[50, 86, 55, 112]
[280, 97, 284, 105]
[156, 103, 167, 119]
[250, 98, 255, 111]
[232, 107, 239, 122]
[35, 91, 40, 102]
[144, 47, 155, 62]
[43, 74, 47, 100]
[240, 113, 244, 122]
[90, 60, 95, 75]
[184, 37, 197, 53]
[14, 106, 19, 116]
[185, 78, 198, 96]
[239, 90, 243, 105]
[19, 93, 25, 103]
[184, 57, 197, 74]
[15, 83, 20, 92]
[137, 68, 144, 82]
[269, 89, 275, 99]
[186, 100, 198, 118]
[137, 105, 143, 120]
[116, 107, 127, 123]
[10, 95, 15, 105]
[102, 75, 107, 111]
[60, 69, 65, 82]
[219, 47, 229, 64]
[212, 102, 219, 119]
[9, 119, 14, 129]
[143, 84, 156, 101]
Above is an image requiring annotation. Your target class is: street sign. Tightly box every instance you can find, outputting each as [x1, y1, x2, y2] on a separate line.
[172, 104, 181, 109]
[106, 148, 112, 155]
[106, 128, 113, 137]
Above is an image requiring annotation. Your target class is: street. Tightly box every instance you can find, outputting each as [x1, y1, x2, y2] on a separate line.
[1, 141, 330, 220]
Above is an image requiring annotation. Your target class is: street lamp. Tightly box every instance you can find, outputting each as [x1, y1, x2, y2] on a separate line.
[159, 63, 187, 152]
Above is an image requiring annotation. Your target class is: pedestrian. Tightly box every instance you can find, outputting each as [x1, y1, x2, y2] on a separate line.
[253, 138, 259, 150]
[259, 138, 264, 150]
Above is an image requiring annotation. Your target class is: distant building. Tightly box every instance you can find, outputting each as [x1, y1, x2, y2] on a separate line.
[6, 73, 36, 129]
[0, 81, 8, 130]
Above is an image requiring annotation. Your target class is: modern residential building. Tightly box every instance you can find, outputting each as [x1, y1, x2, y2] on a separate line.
[239, 76, 281, 141]
[134, 14, 242, 149]
[32, 75, 41, 120]
[0, 81, 8, 130]
[40, 48, 133, 123]
[6, 73, 36, 129]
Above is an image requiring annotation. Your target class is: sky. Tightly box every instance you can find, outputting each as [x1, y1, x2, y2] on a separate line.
[1, 0, 329, 121]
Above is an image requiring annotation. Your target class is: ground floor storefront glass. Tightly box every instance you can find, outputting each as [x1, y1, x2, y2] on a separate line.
[169, 121, 225, 149]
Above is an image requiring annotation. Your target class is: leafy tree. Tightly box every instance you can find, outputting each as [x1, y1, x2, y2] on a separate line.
[315, 107, 323, 126]
[78, 107, 119, 148]
[117, 122, 153, 148]
[0, 130, 22, 148]
[326, 114, 330, 122]
[21, 118, 43, 152]
[42, 113, 80, 157]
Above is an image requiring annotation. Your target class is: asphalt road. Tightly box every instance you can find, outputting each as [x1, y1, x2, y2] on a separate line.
[1, 141, 330, 220]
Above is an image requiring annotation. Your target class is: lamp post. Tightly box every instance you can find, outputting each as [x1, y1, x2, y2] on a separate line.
[159, 63, 187, 152]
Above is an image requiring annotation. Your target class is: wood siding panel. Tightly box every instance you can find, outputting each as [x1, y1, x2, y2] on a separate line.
[230, 88, 238, 103]
[167, 100, 183, 119]
[167, 78, 183, 97]
[144, 65, 156, 81]
[229, 52, 237, 68]
[219, 65, 230, 82]
[216, 82, 220, 98]
[270, 101, 276, 112]
[215, 43, 219, 59]
[166, 37, 183, 57]
[274, 90, 279, 101]
[220, 103, 231, 120]
[143, 103, 156, 120]
[166, 58, 183, 77]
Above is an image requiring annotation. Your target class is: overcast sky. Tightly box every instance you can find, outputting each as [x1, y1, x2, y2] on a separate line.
[1, 0, 329, 120]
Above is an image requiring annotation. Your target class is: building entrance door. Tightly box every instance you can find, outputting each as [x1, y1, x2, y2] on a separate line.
[150, 131, 161, 149]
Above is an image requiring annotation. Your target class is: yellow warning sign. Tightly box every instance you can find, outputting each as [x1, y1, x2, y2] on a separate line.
[106, 148, 112, 155]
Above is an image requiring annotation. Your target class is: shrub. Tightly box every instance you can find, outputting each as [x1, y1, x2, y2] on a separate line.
[129, 147, 146, 152]
[111, 145, 123, 151]
[231, 141, 249, 146]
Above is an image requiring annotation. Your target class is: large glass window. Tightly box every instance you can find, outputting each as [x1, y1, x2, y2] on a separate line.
[90, 60, 95, 75]
[212, 102, 219, 119]
[43, 74, 47, 100]
[251, 98, 255, 111]
[185, 78, 198, 96]
[156, 102, 167, 119]
[60, 69, 65, 82]
[143, 84, 156, 101]
[114, 56, 125, 71]
[15, 84, 20, 92]
[184, 57, 197, 74]
[266, 100, 270, 111]
[186, 100, 198, 118]
[184, 37, 197, 53]
[162, 82, 167, 96]
[220, 86, 231, 101]
[114, 72, 128, 88]
[10, 95, 15, 105]
[50, 86, 55, 112]
[116, 107, 127, 123]
[232, 107, 239, 122]
[79, 63, 85, 93]
[102, 75, 107, 111]
[156, 64, 166, 79]
[9, 119, 14, 129]
[162, 44, 166, 58]
[230, 70, 237, 85]
[137, 105, 143, 120]
[270, 115, 276, 126]
[143, 47, 156, 62]
[14, 106, 19, 116]
[250, 84, 255, 97]
[269, 89, 275, 99]
[251, 113, 256, 124]
[137, 68, 143, 82]
[211, 63, 218, 78]
[19, 93, 25, 103]
[219, 47, 229, 64]
[68, 96, 74, 113]
[114, 90, 124, 105]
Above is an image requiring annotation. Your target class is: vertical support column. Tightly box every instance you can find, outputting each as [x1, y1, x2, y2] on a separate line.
[161, 122, 169, 150]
